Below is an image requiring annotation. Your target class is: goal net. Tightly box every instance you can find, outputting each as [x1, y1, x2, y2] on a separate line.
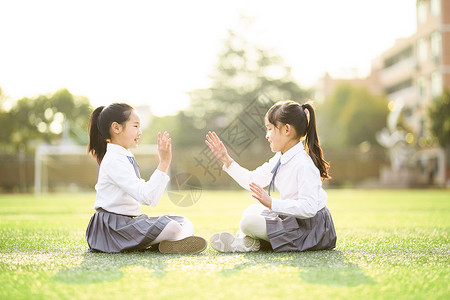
[34, 143, 158, 194]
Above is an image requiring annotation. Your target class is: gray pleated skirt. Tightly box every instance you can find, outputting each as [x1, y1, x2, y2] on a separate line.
[86, 208, 185, 253]
[262, 206, 337, 252]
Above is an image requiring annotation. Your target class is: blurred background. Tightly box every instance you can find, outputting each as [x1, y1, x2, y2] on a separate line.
[0, 0, 449, 193]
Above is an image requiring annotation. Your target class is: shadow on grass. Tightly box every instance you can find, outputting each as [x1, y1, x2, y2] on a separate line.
[220, 250, 375, 287]
[53, 248, 374, 287]
[53, 248, 172, 284]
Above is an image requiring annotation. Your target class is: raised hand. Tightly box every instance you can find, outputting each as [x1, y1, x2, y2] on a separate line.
[157, 131, 172, 174]
[249, 182, 272, 209]
[205, 131, 233, 168]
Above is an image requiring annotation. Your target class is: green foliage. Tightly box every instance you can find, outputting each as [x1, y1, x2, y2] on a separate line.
[318, 84, 389, 149]
[428, 89, 450, 147]
[142, 111, 203, 148]
[188, 28, 309, 131]
[0, 88, 91, 152]
[0, 190, 449, 299]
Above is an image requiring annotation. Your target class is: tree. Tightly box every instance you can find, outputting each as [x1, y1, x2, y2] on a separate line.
[188, 26, 310, 132]
[318, 84, 389, 149]
[428, 90, 450, 148]
[50, 89, 91, 144]
[0, 89, 91, 152]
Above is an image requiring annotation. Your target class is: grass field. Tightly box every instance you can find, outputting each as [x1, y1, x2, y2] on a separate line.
[0, 189, 449, 299]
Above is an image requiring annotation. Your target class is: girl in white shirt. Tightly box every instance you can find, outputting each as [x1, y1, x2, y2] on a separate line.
[206, 100, 336, 252]
[86, 103, 206, 254]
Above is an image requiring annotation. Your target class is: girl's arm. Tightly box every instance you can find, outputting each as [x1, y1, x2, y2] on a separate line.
[101, 132, 172, 207]
[206, 131, 278, 190]
[103, 158, 169, 206]
[251, 164, 326, 218]
[224, 155, 279, 191]
[271, 164, 325, 218]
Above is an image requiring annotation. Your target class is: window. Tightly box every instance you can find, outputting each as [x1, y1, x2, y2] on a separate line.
[417, 0, 427, 24]
[430, 0, 441, 16]
[417, 38, 428, 64]
[430, 31, 441, 62]
[431, 71, 442, 98]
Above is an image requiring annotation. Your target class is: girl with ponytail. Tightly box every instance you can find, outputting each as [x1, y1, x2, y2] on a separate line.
[206, 100, 336, 253]
[85, 103, 206, 254]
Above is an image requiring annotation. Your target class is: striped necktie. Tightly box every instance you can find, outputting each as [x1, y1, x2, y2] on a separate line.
[127, 156, 140, 179]
[268, 158, 281, 196]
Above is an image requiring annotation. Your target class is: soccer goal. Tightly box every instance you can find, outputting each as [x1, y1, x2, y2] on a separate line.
[34, 143, 158, 194]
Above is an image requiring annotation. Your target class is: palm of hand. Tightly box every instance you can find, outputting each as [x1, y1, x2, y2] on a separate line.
[158, 132, 172, 162]
[206, 131, 228, 162]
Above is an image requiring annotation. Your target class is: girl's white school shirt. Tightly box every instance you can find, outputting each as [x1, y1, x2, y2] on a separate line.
[224, 141, 328, 219]
[93, 143, 170, 217]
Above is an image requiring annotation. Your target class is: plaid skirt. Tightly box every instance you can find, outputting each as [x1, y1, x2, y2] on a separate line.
[262, 206, 337, 252]
[86, 208, 185, 253]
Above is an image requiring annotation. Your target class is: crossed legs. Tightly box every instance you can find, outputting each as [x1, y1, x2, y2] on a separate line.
[150, 218, 194, 245]
[239, 203, 270, 242]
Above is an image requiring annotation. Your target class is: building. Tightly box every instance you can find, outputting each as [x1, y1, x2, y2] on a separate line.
[316, 0, 449, 187]
[370, 0, 449, 186]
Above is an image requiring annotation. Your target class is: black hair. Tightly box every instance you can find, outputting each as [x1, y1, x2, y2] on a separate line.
[88, 103, 134, 164]
[266, 100, 331, 180]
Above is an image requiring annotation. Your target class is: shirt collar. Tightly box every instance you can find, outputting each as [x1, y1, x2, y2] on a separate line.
[107, 143, 134, 157]
[280, 141, 304, 165]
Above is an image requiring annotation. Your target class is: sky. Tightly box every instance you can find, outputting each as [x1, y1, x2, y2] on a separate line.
[0, 0, 417, 116]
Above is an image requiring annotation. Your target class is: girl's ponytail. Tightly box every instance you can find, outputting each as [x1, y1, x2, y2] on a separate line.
[88, 106, 107, 165]
[302, 103, 331, 180]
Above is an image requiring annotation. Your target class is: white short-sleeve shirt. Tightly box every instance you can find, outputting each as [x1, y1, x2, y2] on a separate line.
[93, 143, 170, 216]
[224, 141, 328, 219]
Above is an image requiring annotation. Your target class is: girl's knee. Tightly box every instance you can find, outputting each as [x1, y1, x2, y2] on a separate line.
[239, 214, 264, 234]
[162, 220, 184, 239]
[239, 213, 269, 241]
[182, 217, 193, 228]
[181, 217, 194, 237]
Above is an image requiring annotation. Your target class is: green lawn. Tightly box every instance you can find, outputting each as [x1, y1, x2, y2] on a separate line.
[0, 189, 449, 299]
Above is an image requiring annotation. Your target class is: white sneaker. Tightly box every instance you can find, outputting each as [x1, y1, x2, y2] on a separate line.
[234, 230, 246, 239]
[210, 232, 260, 253]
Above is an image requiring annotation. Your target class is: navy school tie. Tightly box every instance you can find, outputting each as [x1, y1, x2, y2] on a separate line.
[127, 156, 141, 179]
[268, 158, 281, 196]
